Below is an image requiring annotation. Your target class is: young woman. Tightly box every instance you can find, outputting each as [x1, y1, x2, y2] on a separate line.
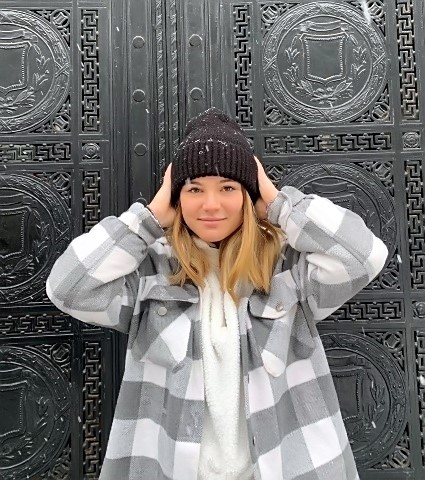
[47, 108, 388, 480]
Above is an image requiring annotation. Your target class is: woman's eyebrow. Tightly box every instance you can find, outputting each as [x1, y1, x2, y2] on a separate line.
[188, 178, 236, 185]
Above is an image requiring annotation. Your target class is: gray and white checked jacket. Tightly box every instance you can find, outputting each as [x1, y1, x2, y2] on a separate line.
[46, 186, 388, 480]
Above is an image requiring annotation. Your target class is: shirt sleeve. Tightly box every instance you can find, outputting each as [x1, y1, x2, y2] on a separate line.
[267, 186, 389, 322]
[46, 202, 164, 333]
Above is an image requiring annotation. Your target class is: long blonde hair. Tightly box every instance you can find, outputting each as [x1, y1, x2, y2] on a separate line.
[166, 189, 285, 303]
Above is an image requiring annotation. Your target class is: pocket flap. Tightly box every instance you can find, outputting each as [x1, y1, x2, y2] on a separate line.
[144, 283, 199, 303]
[248, 271, 299, 319]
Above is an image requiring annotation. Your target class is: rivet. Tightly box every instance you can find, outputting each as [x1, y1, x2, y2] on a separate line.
[133, 89, 146, 102]
[133, 36, 145, 48]
[134, 143, 147, 156]
[190, 88, 203, 100]
[189, 34, 202, 47]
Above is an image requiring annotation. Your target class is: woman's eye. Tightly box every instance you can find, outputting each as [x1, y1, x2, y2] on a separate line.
[189, 187, 200, 193]
[223, 186, 235, 192]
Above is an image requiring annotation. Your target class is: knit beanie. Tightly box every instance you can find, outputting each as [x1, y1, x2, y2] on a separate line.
[171, 107, 259, 206]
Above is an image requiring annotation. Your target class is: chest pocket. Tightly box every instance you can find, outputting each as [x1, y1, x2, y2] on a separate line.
[248, 287, 314, 377]
[131, 284, 199, 371]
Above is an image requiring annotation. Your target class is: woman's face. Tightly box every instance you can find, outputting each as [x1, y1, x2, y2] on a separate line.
[179, 176, 244, 243]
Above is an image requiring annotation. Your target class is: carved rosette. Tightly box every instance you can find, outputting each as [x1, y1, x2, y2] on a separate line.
[322, 333, 407, 468]
[0, 10, 70, 133]
[0, 174, 71, 305]
[0, 345, 71, 479]
[263, 2, 387, 123]
[283, 163, 395, 263]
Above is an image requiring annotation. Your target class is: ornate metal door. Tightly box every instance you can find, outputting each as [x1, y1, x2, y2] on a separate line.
[0, 2, 131, 479]
[1, 0, 424, 479]
[152, 0, 422, 478]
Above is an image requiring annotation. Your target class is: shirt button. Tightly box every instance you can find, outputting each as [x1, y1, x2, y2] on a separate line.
[276, 303, 284, 312]
[157, 306, 168, 316]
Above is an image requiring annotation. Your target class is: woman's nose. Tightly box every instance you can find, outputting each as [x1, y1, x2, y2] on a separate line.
[202, 193, 220, 210]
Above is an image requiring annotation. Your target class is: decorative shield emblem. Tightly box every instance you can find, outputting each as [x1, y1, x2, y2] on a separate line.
[327, 355, 365, 420]
[301, 32, 347, 83]
[0, 204, 28, 259]
[307, 180, 357, 212]
[0, 35, 30, 96]
[0, 371, 27, 444]
[0, 10, 70, 133]
[0, 174, 71, 303]
[263, 2, 387, 122]
[322, 333, 407, 468]
[0, 346, 71, 478]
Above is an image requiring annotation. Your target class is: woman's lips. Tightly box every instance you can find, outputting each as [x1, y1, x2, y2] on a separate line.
[199, 218, 224, 224]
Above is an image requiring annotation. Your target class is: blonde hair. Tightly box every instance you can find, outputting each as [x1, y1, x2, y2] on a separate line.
[166, 189, 285, 303]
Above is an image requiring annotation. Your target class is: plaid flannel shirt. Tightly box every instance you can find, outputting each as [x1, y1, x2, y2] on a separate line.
[46, 186, 388, 480]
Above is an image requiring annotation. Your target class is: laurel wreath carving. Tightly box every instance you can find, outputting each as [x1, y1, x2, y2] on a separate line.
[0, 44, 50, 113]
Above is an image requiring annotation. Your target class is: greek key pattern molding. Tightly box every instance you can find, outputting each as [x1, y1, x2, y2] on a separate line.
[405, 160, 425, 289]
[264, 132, 392, 154]
[83, 341, 102, 478]
[0, 313, 72, 336]
[234, 4, 253, 127]
[0, 143, 71, 163]
[81, 10, 100, 132]
[326, 300, 403, 324]
[415, 331, 425, 465]
[397, 0, 419, 121]
[82, 172, 101, 232]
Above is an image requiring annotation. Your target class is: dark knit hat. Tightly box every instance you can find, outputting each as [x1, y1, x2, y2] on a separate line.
[171, 107, 259, 205]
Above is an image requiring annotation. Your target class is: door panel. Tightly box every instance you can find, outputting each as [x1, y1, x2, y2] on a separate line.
[1, 0, 424, 478]
[181, 0, 424, 478]
[0, 2, 129, 479]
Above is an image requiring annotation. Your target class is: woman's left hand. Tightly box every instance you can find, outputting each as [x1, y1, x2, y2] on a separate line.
[254, 156, 279, 219]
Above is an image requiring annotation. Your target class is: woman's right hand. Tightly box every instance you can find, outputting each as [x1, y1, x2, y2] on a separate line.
[148, 164, 176, 228]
